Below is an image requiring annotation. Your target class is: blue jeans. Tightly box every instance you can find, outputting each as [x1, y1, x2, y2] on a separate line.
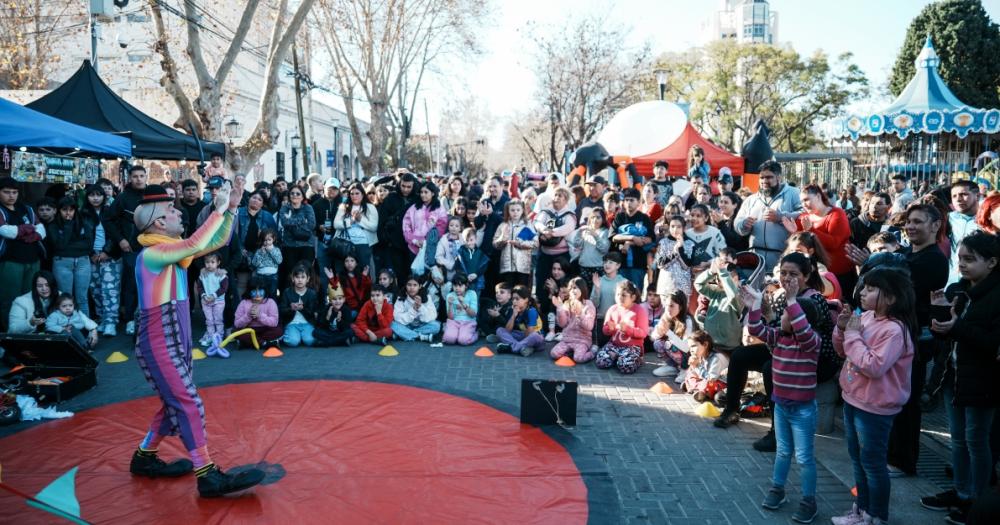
[773, 400, 817, 497]
[944, 383, 996, 500]
[53, 255, 92, 318]
[283, 323, 315, 346]
[391, 320, 441, 341]
[843, 402, 896, 521]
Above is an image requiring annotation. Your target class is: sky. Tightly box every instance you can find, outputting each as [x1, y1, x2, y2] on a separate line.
[403, 0, 1000, 146]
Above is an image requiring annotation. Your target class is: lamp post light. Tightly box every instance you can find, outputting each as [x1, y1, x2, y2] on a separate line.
[654, 69, 669, 101]
[224, 117, 241, 144]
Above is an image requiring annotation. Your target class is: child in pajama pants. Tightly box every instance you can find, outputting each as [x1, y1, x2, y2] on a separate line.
[443, 275, 478, 345]
[550, 277, 597, 363]
[197, 253, 227, 347]
[495, 284, 545, 357]
[596, 280, 649, 374]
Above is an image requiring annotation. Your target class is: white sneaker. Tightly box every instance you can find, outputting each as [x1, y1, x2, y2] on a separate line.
[674, 370, 687, 384]
[418, 334, 433, 343]
[652, 365, 678, 377]
[102, 325, 117, 337]
[544, 331, 557, 342]
[125, 321, 135, 335]
[830, 505, 865, 525]
[199, 335, 212, 347]
[555, 332, 563, 341]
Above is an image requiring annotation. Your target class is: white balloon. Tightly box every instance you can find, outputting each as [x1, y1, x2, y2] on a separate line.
[597, 101, 688, 157]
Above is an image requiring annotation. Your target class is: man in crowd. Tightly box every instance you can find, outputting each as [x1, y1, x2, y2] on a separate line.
[576, 175, 607, 222]
[849, 191, 890, 250]
[0, 177, 47, 331]
[179, 179, 207, 238]
[947, 180, 980, 284]
[313, 178, 344, 298]
[103, 165, 149, 335]
[648, 160, 674, 206]
[733, 160, 801, 269]
[376, 171, 419, 282]
[476, 175, 510, 297]
[889, 174, 914, 214]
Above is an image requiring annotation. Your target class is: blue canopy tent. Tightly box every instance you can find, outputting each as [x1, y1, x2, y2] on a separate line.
[0, 96, 132, 158]
[831, 36, 999, 185]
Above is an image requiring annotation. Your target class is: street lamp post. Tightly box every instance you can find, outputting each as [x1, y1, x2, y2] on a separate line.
[224, 117, 241, 144]
[654, 69, 669, 101]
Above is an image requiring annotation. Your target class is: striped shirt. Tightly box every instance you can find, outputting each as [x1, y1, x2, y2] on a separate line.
[748, 302, 821, 402]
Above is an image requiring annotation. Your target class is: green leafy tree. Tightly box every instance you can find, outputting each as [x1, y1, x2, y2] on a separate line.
[888, 0, 1000, 109]
[652, 41, 868, 153]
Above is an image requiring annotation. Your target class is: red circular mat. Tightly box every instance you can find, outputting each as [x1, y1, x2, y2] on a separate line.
[0, 381, 588, 524]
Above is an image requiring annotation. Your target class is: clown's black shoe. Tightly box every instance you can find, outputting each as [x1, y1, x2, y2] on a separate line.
[130, 450, 194, 478]
[197, 465, 265, 498]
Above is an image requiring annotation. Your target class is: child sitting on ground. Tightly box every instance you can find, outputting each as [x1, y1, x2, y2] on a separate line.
[328, 254, 371, 314]
[376, 269, 397, 304]
[640, 292, 664, 331]
[279, 263, 320, 347]
[596, 280, 649, 374]
[250, 229, 282, 298]
[495, 285, 545, 357]
[313, 283, 354, 347]
[197, 252, 228, 347]
[390, 276, 440, 342]
[351, 284, 394, 345]
[542, 257, 571, 342]
[550, 277, 597, 363]
[234, 277, 283, 347]
[45, 293, 99, 350]
[651, 290, 694, 378]
[479, 282, 514, 342]
[681, 330, 729, 403]
[443, 274, 479, 345]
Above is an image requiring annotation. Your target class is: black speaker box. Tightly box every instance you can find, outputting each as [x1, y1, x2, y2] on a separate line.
[520, 379, 577, 426]
[1, 333, 98, 404]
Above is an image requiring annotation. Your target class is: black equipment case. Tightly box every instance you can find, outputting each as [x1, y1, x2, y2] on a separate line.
[520, 379, 578, 426]
[1, 333, 98, 404]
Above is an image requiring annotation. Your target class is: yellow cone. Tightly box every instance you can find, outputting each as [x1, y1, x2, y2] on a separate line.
[191, 348, 207, 360]
[106, 351, 129, 363]
[378, 345, 399, 357]
[694, 401, 721, 418]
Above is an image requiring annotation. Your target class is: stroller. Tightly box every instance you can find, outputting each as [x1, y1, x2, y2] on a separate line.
[732, 251, 765, 290]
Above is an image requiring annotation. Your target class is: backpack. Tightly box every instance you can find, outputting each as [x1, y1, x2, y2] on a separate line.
[538, 209, 574, 247]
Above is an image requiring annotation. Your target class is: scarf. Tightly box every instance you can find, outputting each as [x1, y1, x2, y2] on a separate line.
[137, 233, 194, 269]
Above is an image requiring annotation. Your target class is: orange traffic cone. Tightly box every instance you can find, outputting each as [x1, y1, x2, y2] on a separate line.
[474, 347, 494, 357]
[262, 346, 284, 358]
[554, 356, 576, 367]
[649, 382, 674, 394]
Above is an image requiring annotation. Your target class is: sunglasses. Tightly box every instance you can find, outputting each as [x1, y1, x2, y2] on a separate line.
[250, 289, 265, 298]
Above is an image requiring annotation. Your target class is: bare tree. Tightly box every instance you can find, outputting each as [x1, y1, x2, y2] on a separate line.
[521, 13, 651, 170]
[0, 1, 84, 89]
[149, 0, 316, 169]
[313, 0, 487, 176]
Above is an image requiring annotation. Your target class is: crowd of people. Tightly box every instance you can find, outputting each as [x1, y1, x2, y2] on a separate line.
[2, 147, 1000, 524]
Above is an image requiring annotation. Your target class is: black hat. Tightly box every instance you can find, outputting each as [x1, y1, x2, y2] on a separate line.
[139, 185, 175, 205]
[585, 175, 608, 186]
[207, 175, 226, 189]
[654, 160, 669, 169]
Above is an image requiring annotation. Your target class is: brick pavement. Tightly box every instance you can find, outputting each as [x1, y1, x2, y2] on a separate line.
[1, 335, 949, 524]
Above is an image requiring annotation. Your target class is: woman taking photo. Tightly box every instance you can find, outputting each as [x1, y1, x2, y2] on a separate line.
[333, 182, 379, 273]
[277, 185, 317, 288]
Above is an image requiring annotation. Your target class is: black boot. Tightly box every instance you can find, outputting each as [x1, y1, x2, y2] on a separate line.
[130, 450, 194, 478]
[753, 430, 777, 452]
[197, 465, 265, 498]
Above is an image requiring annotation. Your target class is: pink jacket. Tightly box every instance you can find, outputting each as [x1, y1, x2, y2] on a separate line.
[557, 300, 596, 347]
[402, 204, 448, 254]
[234, 298, 280, 329]
[834, 312, 914, 416]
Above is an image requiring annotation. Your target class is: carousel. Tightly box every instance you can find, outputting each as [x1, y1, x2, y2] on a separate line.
[830, 36, 1000, 188]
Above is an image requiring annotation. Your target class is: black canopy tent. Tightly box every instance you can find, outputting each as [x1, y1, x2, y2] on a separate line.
[27, 60, 226, 161]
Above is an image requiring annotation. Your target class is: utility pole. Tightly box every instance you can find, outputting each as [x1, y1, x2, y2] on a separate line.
[293, 43, 309, 178]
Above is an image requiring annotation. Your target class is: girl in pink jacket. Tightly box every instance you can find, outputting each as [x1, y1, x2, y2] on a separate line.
[402, 182, 448, 255]
[831, 268, 915, 525]
[550, 277, 597, 363]
[233, 278, 283, 348]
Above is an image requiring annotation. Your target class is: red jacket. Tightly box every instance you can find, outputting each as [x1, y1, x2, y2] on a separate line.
[331, 273, 371, 311]
[798, 207, 852, 275]
[352, 300, 394, 333]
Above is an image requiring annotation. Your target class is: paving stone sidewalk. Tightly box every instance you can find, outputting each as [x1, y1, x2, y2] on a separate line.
[1, 334, 948, 524]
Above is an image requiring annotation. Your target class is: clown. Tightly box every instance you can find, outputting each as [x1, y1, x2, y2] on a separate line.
[127, 177, 264, 497]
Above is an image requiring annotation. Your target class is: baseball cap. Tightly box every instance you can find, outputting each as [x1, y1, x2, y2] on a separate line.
[207, 175, 226, 189]
[585, 175, 608, 186]
[324, 178, 341, 189]
[718, 167, 733, 184]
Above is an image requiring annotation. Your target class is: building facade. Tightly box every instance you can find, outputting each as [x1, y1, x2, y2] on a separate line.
[703, 0, 779, 45]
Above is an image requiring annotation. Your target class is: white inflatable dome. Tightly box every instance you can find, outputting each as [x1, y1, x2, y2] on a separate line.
[597, 101, 688, 157]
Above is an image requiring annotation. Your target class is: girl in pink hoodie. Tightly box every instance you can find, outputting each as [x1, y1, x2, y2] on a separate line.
[831, 268, 916, 525]
[550, 277, 597, 363]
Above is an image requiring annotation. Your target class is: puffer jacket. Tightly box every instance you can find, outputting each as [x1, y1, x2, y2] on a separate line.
[277, 203, 317, 248]
[931, 271, 1000, 407]
[492, 220, 537, 274]
[402, 203, 448, 255]
[733, 183, 802, 260]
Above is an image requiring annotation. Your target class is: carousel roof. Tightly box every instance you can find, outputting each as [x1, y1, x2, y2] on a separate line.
[834, 36, 1000, 140]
